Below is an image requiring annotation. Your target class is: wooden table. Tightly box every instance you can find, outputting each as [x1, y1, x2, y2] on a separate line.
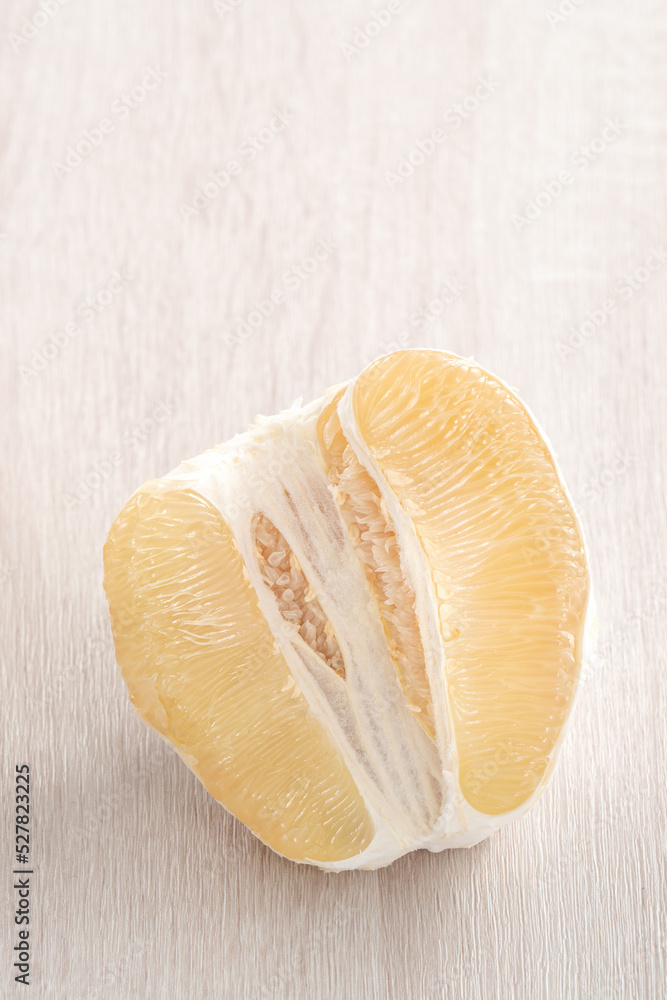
[2, 1, 666, 997]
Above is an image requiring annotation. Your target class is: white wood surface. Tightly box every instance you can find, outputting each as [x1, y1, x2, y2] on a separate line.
[2, 1, 666, 997]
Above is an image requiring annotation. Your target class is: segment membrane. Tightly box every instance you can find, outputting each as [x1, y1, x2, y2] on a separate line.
[318, 398, 435, 740]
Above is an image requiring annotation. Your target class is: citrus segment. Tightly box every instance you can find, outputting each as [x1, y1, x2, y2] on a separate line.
[103, 484, 374, 861]
[353, 351, 589, 815]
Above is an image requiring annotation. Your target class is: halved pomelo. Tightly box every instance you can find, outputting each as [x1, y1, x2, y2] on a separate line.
[103, 350, 593, 870]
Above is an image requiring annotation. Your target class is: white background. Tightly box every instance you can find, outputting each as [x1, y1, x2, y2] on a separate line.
[2, 0, 666, 997]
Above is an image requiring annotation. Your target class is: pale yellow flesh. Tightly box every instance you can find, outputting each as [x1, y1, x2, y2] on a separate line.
[103, 485, 374, 863]
[354, 351, 589, 815]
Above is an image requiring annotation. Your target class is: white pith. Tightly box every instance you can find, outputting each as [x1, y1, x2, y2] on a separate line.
[155, 352, 595, 871]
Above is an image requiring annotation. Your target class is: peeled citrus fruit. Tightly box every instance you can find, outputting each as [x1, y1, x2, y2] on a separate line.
[103, 350, 593, 870]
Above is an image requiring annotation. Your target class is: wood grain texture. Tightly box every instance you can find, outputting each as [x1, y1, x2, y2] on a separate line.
[2, 0, 666, 997]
